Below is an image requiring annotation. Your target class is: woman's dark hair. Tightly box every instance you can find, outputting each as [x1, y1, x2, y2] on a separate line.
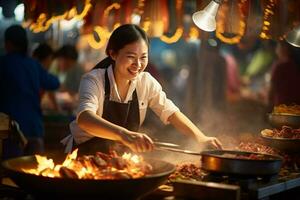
[32, 43, 54, 61]
[93, 24, 149, 69]
[4, 25, 28, 54]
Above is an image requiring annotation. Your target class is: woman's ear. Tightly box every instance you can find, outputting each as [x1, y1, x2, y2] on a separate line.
[108, 50, 116, 61]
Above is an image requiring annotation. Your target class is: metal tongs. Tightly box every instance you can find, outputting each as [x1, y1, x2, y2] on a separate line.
[154, 142, 202, 156]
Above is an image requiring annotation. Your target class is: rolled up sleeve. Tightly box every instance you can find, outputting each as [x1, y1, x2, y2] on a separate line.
[147, 75, 180, 124]
[76, 73, 104, 122]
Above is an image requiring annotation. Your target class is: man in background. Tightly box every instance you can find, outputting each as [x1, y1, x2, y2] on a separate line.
[0, 25, 60, 158]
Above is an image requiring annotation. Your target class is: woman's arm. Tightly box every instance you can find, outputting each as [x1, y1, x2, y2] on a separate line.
[78, 110, 127, 140]
[77, 110, 153, 152]
[168, 111, 222, 149]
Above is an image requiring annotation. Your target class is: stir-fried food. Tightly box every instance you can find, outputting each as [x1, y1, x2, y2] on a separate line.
[273, 104, 300, 115]
[22, 149, 152, 179]
[262, 126, 300, 139]
[237, 141, 300, 169]
[168, 163, 204, 181]
[237, 142, 280, 155]
[221, 152, 275, 160]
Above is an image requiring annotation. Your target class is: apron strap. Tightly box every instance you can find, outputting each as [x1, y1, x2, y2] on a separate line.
[104, 69, 110, 101]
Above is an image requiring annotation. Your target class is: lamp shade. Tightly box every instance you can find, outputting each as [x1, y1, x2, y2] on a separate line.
[192, 0, 220, 32]
[285, 25, 300, 48]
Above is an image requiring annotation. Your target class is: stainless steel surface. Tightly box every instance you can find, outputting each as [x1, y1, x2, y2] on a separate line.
[268, 113, 300, 128]
[201, 150, 283, 176]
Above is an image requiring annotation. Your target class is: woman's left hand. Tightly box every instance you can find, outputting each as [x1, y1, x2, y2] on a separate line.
[201, 136, 223, 149]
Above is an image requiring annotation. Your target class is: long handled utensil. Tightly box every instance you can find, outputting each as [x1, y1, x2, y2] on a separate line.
[154, 142, 202, 156]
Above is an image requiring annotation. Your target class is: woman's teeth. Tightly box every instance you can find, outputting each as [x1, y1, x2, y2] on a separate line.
[128, 69, 139, 75]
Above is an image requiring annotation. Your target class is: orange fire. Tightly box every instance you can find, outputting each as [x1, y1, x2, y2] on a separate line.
[22, 149, 152, 179]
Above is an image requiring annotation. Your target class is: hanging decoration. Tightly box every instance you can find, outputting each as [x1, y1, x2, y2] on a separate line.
[140, 0, 169, 37]
[24, 0, 92, 33]
[260, 0, 276, 39]
[82, 0, 111, 33]
[160, 0, 184, 43]
[87, 26, 111, 49]
[22, 0, 300, 48]
[184, 0, 203, 41]
[216, 0, 249, 44]
[103, 2, 121, 29]
[243, 0, 263, 38]
[160, 28, 184, 43]
[259, 0, 294, 40]
[134, 0, 146, 16]
[86, 2, 122, 50]
[187, 26, 200, 41]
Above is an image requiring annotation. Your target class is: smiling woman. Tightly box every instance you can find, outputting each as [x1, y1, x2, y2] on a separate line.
[61, 24, 222, 156]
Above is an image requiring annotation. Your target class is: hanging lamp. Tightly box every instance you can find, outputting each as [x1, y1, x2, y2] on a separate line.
[192, 0, 222, 32]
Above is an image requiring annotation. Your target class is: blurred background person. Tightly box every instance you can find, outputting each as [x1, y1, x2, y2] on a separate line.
[32, 43, 60, 111]
[32, 43, 54, 70]
[269, 41, 300, 109]
[221, 45, 241, 102]
[51, 44, 85, 114]
[243, 40, 276, 102]
[0, 25, 60, 158]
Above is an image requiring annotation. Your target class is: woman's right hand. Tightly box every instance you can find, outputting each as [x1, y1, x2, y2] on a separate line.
[118, 130, 154, 153]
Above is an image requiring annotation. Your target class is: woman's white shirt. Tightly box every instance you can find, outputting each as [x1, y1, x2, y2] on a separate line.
[66, 65, 179, 148]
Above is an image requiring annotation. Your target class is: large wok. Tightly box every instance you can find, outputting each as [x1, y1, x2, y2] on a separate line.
[2, 155, 175, 200]
[201, 150, 282, 176]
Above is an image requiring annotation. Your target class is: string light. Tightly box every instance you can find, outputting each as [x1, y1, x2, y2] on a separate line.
[136, 0, 146, 15]
[141, 20, 151, 33]
[260, 0, 275, 39]
[160, 0, 183, 43]
[28, 0, 92, 33]
[87, 26, 111, 49]
[216, 0, 247, 44]
[188, 27, 200, 41]
[103, 3, 121, 19]
[160, 27, 183, 43]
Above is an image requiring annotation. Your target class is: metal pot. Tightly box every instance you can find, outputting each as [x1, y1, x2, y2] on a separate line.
[2, 155, 175, 200]
[201, 150, 283, 176]
[268, 113, 300, 128]
[261, 135, 300, 154]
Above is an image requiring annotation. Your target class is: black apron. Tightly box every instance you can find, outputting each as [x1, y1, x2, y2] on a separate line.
[74, 69, 140, 155]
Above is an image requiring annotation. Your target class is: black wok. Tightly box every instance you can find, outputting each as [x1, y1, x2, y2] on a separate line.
[201, 150, 282, 176]
[2, 155, 175, 200]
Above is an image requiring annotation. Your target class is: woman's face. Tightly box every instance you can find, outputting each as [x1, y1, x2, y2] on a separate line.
[110, 39, 148, 81]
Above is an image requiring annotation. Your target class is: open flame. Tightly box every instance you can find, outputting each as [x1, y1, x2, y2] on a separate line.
[22, 149, 152, 180]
